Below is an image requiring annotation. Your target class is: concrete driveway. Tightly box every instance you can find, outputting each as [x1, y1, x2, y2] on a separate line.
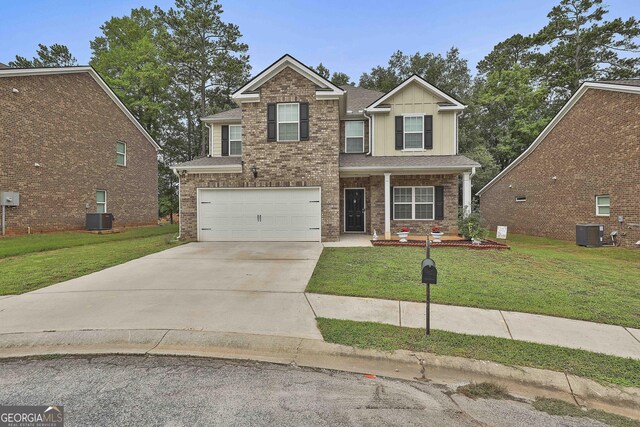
[0, 242, 323, 339]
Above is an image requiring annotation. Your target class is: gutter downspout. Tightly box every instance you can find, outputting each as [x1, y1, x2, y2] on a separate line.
[171, 167, 182, 240]
[363, 110, 373, 156]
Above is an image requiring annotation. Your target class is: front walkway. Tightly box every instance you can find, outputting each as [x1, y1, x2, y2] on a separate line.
[306, 293, 640, 360]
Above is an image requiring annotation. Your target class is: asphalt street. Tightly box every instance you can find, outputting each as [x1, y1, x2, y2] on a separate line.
[0, 355, 607, 426]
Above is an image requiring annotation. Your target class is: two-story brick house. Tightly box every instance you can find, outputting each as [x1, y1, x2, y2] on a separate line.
[173, 55, 479, 242]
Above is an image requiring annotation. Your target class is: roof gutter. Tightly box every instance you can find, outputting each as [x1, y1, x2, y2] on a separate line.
[363, 110, 373, 156]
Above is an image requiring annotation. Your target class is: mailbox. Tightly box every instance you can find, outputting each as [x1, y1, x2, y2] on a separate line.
[421, 258, 437, 284]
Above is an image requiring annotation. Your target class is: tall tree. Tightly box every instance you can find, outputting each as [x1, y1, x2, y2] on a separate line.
[533, 0, 640, 99]
[312, 63, 352, 85]
[9, 43, 77, 68]
[477, 34, 538, 75]
[158, 0, 250, 157]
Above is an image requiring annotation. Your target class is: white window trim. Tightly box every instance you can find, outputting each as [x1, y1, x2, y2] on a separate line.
[515, 196, 527, 202]
[228, 124, 242, 156]
[276, 102, 300, 142]
[96, 190, 107, 213]
[595, 195, 610, 217]
[344, 120, 365, 153]
[116, 141, 126, 166]
[393, 186, 434, 221]
[403, 114, 424, 150]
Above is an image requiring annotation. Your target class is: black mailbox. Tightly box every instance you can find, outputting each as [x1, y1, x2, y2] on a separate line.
[421, 258, 437, 284]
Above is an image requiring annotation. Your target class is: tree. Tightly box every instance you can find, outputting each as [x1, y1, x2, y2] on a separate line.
[312, 63, 352, 85]
[477, 34, 538, 75]
[9, 43, 77, 68]
[313, 63, 330, 79]
[359, 48, 472, 101]
[533, 0, 640, 99]
[158, 0, 250, 157]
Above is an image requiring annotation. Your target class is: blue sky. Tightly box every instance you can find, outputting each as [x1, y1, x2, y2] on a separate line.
[1, 0, 637, 81]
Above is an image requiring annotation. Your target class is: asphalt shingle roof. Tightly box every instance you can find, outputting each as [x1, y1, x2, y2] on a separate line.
[598, 79, 640, 87]
[173, 156, 242, 168]
[339, 154, 480, 169]
[339, 85, 384, 115]
[202, 107, 242, 121]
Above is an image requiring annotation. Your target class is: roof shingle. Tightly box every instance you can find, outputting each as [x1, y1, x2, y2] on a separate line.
[340, 154, 480, 169]
[339, 85, 384, 115]
[201, 107, 242, 121]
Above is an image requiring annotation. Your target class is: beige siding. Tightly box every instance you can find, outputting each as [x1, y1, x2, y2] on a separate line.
[373, 82, 456, 156]
[210, 124, 221, 157]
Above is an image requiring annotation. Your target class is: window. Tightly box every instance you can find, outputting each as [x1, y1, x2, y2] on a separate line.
[515, 196, 527, 202]
[229, 125, 242, 156]
[277, 103, 299, 141]
[596, 195, 610, 216]
[393, 187, 434, 220]
[404, 115, 423, 149]
[96, 190, 107, 213]
[345, 121, 364, 153]
[116, 141, 126, 166]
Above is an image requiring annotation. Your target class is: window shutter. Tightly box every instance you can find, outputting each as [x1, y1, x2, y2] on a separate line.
[390, 186, 394, 220]
[300, 102, 309, 141]
[395, 116, 403, 150]
[221, 125, 229, 156]
[424, 115, 433, 149]
[434, 186, 444, 220]
[267, 103, 276, 141]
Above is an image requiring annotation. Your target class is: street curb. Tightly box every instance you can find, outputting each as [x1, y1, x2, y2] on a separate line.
[0, 329, 638, 420]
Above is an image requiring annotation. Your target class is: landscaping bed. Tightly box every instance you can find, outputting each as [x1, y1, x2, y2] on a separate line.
[371, 239, 510, 249]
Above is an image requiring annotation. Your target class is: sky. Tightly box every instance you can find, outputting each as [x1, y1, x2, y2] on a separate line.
[0, 0, 638, 80]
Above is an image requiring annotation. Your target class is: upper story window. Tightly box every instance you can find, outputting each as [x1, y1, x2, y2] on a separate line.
[116, 141, 126, 166]
[229, 125, 242, 156]
[393, 186, 434, 220]
[403, 116, 424, 149]
[596, 195, 610, 216]
[277, 103, 299, 141]
[345, 121, 364, 153]
[96, 190, 107, 213]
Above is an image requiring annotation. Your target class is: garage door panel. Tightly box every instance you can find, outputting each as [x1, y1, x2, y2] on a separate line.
[198, 188, 321, 242]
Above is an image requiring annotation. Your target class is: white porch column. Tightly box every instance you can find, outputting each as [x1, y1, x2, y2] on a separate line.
[462, 171, 472, 218]
[384, 173, 391, 239]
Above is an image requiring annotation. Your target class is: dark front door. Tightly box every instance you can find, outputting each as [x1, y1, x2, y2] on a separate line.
[345, 189, 365, 232]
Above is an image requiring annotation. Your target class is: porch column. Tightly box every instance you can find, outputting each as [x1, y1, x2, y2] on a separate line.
[384, 173, 391, 239]
[462, 171, 472, 218]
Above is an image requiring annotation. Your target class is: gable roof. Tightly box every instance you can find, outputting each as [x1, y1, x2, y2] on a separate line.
[339, 85, 383, 116]
[201, 107, 242, 122]
[477, 80, 640, 196]
[365, 74, 466, 113]
[0, 66, 160, 151]
[231, 54, 345, 103]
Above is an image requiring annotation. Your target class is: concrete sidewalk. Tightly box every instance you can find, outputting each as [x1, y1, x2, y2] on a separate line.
[306, 293, 640, 360]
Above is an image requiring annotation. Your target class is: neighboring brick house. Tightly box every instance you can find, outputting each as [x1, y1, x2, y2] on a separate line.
[0, 67, 159, 234]
[173, 55, 479, 242]
[478, 80, 640, 248]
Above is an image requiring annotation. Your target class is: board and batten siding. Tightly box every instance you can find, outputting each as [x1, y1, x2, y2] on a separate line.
[373, 82, 456, 156]
[208, 122, 240, 157]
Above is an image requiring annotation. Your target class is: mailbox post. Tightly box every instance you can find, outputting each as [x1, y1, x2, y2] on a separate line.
[421, 237, 438, 336]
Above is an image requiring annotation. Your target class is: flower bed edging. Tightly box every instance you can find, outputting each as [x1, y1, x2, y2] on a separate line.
[371, 239, 510, 249]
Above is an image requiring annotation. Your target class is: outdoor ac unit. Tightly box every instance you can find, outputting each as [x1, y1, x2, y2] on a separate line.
[576, 224, 603, 247]
[86, 213, 114, 231]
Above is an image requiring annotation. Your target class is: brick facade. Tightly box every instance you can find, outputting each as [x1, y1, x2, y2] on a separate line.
[179, 67, 341, 241]
[0, 72, 158, 234]
[480, 89, 640, 247]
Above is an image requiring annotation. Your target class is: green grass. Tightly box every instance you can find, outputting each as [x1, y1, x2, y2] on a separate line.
[307, 234, 640, 328]
[456, 382, 511, 400]
[0, 226, 181, 295]
[533, 398, 640, 427]
[0, 224, 179, 258]
[317, 318, 640, 388]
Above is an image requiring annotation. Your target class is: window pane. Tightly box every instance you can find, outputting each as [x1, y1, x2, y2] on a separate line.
[394, 188, 412, 203]
[598, 206, 610, 216]
[116, 142, 125, 153]
[96, 191, 105, 203]
[116, 153, 125, 166]
[96, 204, 105, 214]
[278, 103, 299, 122]
[346, 137, 364, 153]
[415, 204, 433, 220]
[230, 141, 242, 156]
[404, 133, 423, 149]
[597, 196, 610, 206]
[346, 121, 364, 137]
[404, 116, 423, 132]
[414, 187, 434, 203]
[279, 123, 298, 141]
[394, 204, 412, 219]
[229, 126, 242, 141]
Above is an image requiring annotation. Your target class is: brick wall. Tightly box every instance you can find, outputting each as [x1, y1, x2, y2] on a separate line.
[179, 67, 341, 241]
[480, 89, 640, 247]
[0, 72, 158, 234]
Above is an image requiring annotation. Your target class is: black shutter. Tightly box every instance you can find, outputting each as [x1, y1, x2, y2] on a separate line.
[434, 186, 444, 220]
[300, 102, 309, 140]
[424, 115, 433, 149]
[267, 103, 276, 141]
[221, 125, 229, 156]
[395, 116, 403, 150]
[390, 186, 394, 220]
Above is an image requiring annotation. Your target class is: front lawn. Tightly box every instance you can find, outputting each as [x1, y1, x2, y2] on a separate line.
[307, 234, 640, 328]
[317, 318, 640, 388]
[0, 225, 181, 295]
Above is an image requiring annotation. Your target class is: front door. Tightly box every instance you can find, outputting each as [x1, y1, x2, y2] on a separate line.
[345, 189, 365, 232]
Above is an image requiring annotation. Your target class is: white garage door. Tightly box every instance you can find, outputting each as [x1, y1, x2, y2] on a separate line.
[197, 188, 321, 242]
